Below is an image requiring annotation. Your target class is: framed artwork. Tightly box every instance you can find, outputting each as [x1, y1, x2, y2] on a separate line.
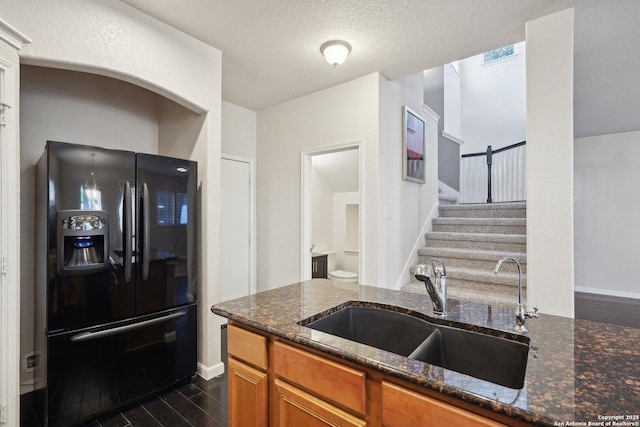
[402, 105, 426, 183]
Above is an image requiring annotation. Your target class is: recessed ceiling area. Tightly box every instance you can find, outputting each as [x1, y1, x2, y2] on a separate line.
[121, 0, 640, 138]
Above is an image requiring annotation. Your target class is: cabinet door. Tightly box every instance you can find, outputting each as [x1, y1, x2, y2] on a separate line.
[228, 357, 268, 427]
[274, 379, 366, 427]
[381, 381, 504, 427]
[311, 255, 328, 278]
[317, 255, 327, 278]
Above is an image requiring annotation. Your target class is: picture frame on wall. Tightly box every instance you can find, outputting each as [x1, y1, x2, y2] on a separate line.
[402, 105, 426, 183]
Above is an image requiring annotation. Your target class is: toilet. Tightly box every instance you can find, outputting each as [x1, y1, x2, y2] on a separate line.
[328, 270, 358, 283]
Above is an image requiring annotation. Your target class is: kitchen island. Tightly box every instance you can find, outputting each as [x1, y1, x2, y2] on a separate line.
[211, 280, 640, 426]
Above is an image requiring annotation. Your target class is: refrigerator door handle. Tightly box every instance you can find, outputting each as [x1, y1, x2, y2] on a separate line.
[70, 311, 185, 342]
[141, 182, 150, 280]
[124, 181, 132, 283]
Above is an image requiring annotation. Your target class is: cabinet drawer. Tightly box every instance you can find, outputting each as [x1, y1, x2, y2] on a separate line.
[274, 379, 366, 427]
[381, 381, 504, 427]
[274, 341, 366, 416]
[227, 324, 268, 370]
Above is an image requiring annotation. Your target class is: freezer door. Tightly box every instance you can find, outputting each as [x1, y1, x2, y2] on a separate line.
[136, 153, 197, 314]
[46, 304, 197, 427]
[45, 141, 137, 331]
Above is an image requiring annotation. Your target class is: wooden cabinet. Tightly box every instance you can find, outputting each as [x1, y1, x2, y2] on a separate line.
[226, 322, 525, 426]
[228, 324, 268, 370]
[274, 379, 366, 427]
[381, 381, 504, 427]
[228, 357, 268, 427]
[227, 325, 269, 427]
[311, 255, 328, 278]
[274, 341, 367, 416]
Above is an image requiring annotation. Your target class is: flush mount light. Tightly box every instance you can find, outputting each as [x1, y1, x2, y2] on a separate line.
[320, 40, 352, 67]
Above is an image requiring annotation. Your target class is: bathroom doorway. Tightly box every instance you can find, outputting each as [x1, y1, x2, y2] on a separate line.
[301, 143, 362, 283]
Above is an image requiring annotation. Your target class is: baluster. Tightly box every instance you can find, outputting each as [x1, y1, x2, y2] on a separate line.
[486, 145, 493, 203]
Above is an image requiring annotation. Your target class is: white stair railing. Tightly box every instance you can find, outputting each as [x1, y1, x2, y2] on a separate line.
[460, 142, 526, 204]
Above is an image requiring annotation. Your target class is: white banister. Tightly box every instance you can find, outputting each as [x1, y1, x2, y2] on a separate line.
[460, 144, 526, 203]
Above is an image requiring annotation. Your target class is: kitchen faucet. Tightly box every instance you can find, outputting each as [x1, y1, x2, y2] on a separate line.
[494, 257, 538, 333]
[414, 259, 447, 317]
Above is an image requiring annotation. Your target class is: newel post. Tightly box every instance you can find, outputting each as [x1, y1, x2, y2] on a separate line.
[486, 145, 493, 203]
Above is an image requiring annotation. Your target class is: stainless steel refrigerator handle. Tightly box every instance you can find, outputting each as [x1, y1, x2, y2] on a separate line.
[124, 181, 132, 283]
[142, 182, 150, 280]
[70, 311, 185, 342]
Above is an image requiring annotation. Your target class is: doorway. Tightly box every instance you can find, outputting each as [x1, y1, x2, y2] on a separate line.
[301, 143, 362, 282]
[220, 155, 256, 302]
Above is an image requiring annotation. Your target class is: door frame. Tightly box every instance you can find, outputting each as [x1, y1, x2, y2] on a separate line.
[0, 21, 30, 425]
[221, 154, 257, 296]
[300, 142, 363, 282]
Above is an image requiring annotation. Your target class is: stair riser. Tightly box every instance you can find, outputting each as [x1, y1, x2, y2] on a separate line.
[424, 237, 526, 252]
[417, 254, 527, 274]
[439, 207, 526, 219]
[402, 280, 525, 307]
[409, 265, 526, 287]
[433, 223, 526, 235]
[446, 276, 525, 290]
[408, 202, 528, 306]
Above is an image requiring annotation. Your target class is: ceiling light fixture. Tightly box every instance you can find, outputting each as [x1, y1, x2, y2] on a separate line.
[320, 40, 352, 67]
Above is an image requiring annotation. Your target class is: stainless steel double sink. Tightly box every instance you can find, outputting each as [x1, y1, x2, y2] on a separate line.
[298, 303, 530, 389]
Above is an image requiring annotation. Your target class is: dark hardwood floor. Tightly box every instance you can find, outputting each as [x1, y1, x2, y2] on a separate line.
[22, 327, 228, 427]
[575, 291, 640, 328]
[86, 373, 227, 427]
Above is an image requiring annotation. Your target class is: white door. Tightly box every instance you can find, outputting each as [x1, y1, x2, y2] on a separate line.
[221, 157, 252, 302]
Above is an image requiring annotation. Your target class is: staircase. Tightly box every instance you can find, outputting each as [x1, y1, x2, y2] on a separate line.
[402, 202, 526, 306]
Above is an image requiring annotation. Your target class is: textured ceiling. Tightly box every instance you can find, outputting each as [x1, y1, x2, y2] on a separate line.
[121, 0, 640, 138]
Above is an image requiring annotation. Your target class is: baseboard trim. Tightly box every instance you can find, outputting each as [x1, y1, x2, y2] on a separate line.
[197, 361, 225, 381]
[574, 286, 640, 300]
[575, 291, 640, 328]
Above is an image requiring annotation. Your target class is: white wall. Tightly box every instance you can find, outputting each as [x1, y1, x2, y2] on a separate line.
[333, 192, 360, 273]
[2, 0, 224, 386]
[158, 99, 207, 161]
[257, 73, 379, 290]
[526, 9, 574, 317]
[461, 42, 526, 155]
[222, 100, 256, 159]
[574, 130, 640, 299]
[443, 62, 462, 142]
[20, 65, 160, 153]
[378, 72, 440, 289]
[311, 167, 335, 253]
[257, 72, 437, 291]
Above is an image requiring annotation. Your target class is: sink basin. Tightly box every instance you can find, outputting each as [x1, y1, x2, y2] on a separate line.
[299, 303, 530, 389]
[300, 305, 439, 356]
[407, 321, 529, 389]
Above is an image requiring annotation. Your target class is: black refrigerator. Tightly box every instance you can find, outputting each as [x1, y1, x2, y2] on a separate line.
[35, 141, 198, 427]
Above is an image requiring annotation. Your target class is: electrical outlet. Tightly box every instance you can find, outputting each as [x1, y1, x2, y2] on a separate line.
[22, 352, 39, 372]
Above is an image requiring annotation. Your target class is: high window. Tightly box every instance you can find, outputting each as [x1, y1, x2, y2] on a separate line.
[484, 45, 514, 63]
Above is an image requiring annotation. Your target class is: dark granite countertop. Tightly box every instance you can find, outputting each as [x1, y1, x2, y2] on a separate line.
[211, 280, 640, 426]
